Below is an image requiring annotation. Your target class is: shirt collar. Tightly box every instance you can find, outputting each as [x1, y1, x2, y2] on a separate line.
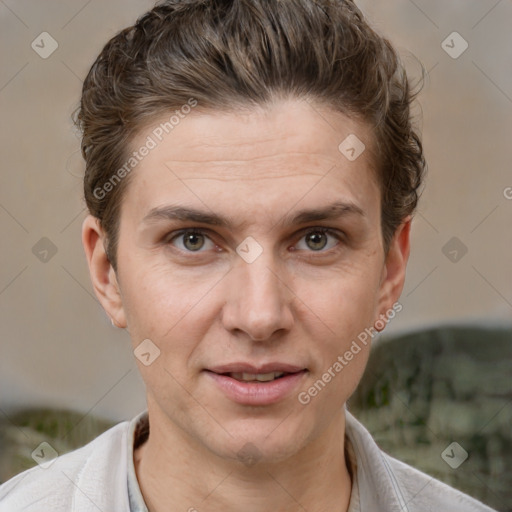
[127, 410, 150, 512]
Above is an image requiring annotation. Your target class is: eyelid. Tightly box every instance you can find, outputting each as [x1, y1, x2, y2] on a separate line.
[301, 226, 343, 237]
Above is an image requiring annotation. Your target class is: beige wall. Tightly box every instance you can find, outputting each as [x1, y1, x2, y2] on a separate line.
[0, 0, 510, 421]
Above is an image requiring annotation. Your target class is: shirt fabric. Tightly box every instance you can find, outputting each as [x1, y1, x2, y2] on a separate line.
[0, 408, 497, 512]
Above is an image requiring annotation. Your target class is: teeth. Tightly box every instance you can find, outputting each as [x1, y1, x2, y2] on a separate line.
[229, 372, 285, 382]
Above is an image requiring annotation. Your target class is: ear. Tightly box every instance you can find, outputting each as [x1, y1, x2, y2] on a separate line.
[374, 216, 411, 330]
[82, 215, 127, 328]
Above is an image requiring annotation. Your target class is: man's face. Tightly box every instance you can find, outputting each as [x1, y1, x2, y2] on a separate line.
[87, 99, 408, 464]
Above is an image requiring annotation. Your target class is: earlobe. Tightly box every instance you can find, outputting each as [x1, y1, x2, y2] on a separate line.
[375, 217, 411, 330]
[82, 215, 127, 328]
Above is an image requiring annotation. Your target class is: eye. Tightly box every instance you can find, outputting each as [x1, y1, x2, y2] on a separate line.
[166, 227, 343, 255]
[168, 229, 216, 252]
[295, 227, 342, 252]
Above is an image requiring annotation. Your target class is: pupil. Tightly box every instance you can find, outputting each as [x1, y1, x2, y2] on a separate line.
[185, 233, 204, 251]
[308, 232, 327, 250]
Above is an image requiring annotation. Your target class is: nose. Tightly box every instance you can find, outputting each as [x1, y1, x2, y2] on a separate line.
[220, 250, 294, 342]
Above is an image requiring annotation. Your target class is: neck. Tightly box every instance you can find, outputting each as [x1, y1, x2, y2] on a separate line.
[134, 405, 353, 512]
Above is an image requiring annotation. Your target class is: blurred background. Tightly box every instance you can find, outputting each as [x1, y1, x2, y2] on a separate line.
[0, 0, 511, 510]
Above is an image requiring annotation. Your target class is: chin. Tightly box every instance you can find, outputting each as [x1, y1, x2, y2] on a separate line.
[208, 416, 313, 466]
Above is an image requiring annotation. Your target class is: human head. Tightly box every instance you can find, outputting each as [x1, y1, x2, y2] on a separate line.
[76, 0, 425, 271]
[79, 0, 424, 469]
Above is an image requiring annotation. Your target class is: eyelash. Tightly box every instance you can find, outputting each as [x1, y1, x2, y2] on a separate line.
[166, 227, 344, 256]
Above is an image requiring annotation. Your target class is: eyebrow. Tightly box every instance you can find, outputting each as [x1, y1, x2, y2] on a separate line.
[142, 200, 365, 230]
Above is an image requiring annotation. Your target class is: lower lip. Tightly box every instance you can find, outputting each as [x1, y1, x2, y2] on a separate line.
[205, 371, 307, 406]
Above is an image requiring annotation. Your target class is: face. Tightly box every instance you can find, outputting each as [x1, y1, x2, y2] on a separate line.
[83, 98, 409, 465]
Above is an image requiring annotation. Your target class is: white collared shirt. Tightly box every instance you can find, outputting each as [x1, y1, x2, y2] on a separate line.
[0, 409, 497, 511]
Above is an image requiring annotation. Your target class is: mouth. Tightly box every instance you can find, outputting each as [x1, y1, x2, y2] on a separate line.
[204, 364, 307, 405]
[221, 371, 288, 382]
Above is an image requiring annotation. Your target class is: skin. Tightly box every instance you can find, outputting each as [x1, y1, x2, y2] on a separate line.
[82, 98, 411, 512]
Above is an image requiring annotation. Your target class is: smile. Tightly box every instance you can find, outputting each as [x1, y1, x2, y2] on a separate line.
[205, 365, 307, 406]
[227, 371, 286, 382]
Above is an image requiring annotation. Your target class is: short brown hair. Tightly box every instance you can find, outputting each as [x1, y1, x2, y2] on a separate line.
[75, 0, 426, 270]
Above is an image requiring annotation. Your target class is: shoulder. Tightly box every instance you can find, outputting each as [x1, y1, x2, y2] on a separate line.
[344, 409, 497, 512]
[0, 420, 131, 512]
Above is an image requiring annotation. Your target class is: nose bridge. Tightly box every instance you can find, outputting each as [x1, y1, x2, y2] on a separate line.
[244, 254, 281, 305]
[223, 248, 292, 341]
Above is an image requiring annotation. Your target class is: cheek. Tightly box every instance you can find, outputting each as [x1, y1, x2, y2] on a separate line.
[122, 268, 207, 401]
[121, 262, 215, 337]
[312, 267, 381, 334]
[302, 268, 380, 396]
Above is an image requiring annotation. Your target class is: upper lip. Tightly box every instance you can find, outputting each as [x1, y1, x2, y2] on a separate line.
[207, 363, 306, 374]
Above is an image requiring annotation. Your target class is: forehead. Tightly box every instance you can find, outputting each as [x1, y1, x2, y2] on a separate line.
[121, 99, 380, 227]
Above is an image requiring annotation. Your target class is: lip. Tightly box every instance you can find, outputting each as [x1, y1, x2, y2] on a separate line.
[204, 363, 308, 406]
[207, 362, 306, 374]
